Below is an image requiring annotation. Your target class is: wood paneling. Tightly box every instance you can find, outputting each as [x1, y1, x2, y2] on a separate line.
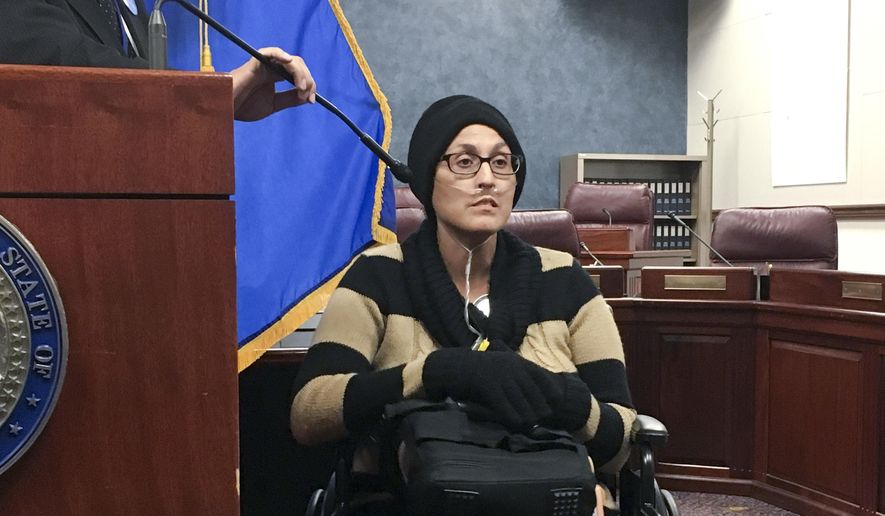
[654, 331, 754, 475]
[830, 204, 885, 219]
[583, 265, 625, 299]
[613, 295, 885, 515]
[658, 333, 732, 465]
[612, 299, 757, 479]
[767, 340, 863, 502]
[0, 199, 238, 515]
[620, 324, 659, 416]
[0, 65, 233, 195]
[770, 268, 885, 313]
[641, 266, 756, 300]
[577, 227, 633, 252]
[880, 354, 885, 514]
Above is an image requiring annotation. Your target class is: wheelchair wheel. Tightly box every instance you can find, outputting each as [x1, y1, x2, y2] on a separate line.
[660, 488, 679, 516]
[651, 482, 680, 516]
[306, 488, 326, 516]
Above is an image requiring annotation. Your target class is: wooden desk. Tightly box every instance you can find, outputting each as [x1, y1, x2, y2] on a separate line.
[582, 265, 626, 298]
[576, 226, 634, 252]
[769, 268, 885, 312]
[641, 266, 757, 300]
[610, 268, 885, 516]
[580, 250, 686, 296]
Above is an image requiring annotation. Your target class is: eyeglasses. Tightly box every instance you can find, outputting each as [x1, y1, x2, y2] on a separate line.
[439, 152, 522, 177]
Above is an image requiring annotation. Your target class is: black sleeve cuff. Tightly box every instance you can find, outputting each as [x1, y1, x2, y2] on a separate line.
[342, 365, 405, 435]
[553, 374, 593, 431]
[585, 402, 626, 466]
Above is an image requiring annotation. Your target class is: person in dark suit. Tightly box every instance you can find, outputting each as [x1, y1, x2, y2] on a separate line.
[0, 0, 316, 120]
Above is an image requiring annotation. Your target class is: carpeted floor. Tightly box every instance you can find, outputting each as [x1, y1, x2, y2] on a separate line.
[669, 491, 799, 515]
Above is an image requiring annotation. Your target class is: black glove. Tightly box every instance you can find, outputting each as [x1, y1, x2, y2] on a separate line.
[540, 373, 593, 432]
[423, 348, 555, 431]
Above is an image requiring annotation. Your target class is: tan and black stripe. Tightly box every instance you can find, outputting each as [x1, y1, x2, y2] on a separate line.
[291, 242, 636, 473]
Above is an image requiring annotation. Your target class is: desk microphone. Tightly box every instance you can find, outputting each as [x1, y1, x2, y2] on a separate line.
[579, 242, 605, 266]
[666, 211, 733, 266]
[148, 0, 413, 183]
[601, 208, 613, 226]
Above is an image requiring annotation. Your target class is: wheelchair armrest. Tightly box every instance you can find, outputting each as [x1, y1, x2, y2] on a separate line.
[632, 414, 668, 448]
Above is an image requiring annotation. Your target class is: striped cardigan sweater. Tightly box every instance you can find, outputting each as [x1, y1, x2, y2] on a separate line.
[291, 237, 635, 473]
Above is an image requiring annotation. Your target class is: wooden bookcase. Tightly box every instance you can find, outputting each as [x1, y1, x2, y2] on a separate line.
[560, 153, 712, 266]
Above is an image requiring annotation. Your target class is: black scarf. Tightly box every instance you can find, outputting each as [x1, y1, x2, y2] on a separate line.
[401, 220, 541, 351]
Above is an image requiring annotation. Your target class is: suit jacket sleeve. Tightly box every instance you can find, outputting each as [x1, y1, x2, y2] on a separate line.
[0, 0, 148, 68]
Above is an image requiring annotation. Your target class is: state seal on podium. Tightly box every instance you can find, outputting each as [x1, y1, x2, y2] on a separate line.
[0, 215, 67, 475]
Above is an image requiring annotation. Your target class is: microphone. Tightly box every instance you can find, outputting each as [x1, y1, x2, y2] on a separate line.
[601, 208, 613, 226]
[148, 0, 413, 183]
[579, 242, 605, 266]
[666, 211, 733, 266]
[148, 4, 167, 69]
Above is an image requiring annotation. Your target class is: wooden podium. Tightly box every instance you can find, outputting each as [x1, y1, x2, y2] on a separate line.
[0, 66, 238, 515]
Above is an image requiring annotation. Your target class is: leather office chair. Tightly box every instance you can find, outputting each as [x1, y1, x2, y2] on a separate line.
[394, 186, 426, 242]
[709, 206, 838, 273]
[563, 183, 656, 251]
[394, 186, 422, 209]
[504, 209, 580, 256]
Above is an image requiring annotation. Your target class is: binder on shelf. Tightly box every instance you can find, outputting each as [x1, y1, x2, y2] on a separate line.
[654, 181, 663, 214]
[675, 182, 683, 214]
[685, 181, 692, 215]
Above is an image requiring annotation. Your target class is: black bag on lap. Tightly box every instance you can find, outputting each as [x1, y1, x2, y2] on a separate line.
[384, 399, 596, 516]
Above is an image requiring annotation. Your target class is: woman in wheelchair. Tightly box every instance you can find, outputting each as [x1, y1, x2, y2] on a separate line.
[291, 95, 636, 515]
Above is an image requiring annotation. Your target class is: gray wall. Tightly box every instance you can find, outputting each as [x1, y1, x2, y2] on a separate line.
[340, 0, 687, 209]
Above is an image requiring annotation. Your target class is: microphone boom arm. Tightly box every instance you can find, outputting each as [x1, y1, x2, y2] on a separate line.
[666, 211, 733, 266]
[149, 0, 413, 183]
[601, 208, 613, 226]
[579, 242, 605, 267]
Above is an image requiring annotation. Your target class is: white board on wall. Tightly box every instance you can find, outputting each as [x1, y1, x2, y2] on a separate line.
[770, 0, 849, 187]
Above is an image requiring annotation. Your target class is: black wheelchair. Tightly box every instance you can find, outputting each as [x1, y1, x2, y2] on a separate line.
[306, 413, 679, 516]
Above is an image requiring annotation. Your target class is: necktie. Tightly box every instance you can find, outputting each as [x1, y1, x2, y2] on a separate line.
[95, 0, 123, 50]
[97, 0, 136, 57]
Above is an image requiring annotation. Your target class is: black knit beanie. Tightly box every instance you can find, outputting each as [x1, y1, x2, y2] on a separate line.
[407, 95, 526, 216]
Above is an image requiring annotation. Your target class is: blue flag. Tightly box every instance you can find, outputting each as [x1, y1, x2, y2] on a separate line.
[161, 0, 397, 371]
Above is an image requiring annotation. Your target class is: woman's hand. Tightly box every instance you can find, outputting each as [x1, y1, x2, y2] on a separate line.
[423, 348, 555, 431]
[595, 484, 606, 515]
[230, 47, 316, 121]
